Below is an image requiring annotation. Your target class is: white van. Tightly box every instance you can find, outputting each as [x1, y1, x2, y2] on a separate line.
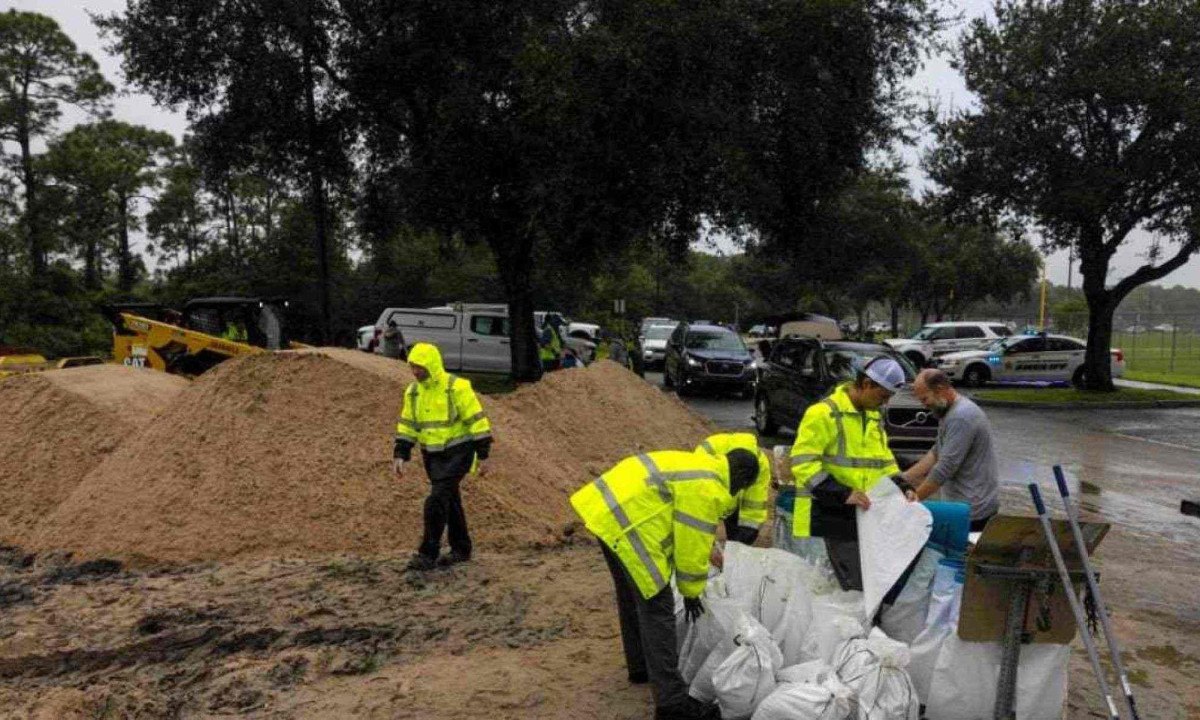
[373, 304, 512, 373]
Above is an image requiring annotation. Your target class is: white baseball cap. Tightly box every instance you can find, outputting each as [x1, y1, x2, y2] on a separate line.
[862, 357, 906, 394]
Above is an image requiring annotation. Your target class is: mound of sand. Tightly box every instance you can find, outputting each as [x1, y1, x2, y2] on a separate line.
[30, 353, 714, 564]
[0, 365, 187, 545]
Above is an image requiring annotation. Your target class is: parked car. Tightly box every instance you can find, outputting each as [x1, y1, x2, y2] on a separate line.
[753, 337, 936, 468]
[640, 324, 677, 369]
[935, 334, 1125, 387]
[663, 322, 756, 397]
[373, 304, 512, 372]
[884, 321, 1013, 367]
[747, 324, 776, 339]
[356, 324, 378, 353]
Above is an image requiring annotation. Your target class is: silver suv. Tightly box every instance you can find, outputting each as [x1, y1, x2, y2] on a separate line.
[884, 321, 1013, 368]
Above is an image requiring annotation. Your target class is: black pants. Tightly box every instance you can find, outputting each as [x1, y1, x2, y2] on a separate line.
[600, 543, 689, 711]
[418, 475, 471, 559]
[969, 513, 995, 533]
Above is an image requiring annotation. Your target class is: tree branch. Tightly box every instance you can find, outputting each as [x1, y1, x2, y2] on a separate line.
[1111, 235, 1200, 303]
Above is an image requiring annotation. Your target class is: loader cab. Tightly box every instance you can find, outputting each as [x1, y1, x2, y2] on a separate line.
[182, 297, 292, 350]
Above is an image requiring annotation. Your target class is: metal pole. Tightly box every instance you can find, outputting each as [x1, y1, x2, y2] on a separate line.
[994, 575, 1032, 720]
[1053, 466, 1141, 720]
[1028, 483, 1120, 720]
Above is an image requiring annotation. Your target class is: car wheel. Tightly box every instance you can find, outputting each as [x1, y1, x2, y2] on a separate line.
[962, 364, 991, 388]
[904, 351, 927, 368]
[754, 394, 779, 435]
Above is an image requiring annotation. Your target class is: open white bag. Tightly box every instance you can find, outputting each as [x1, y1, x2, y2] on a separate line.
[877, 547, 944, 645]
[924, 638, 1070, 719]
[856, 477, 933, 620]
[832, 628, 920, 720]
[712, 618, 785, 719]
[907, 558, 964, 702]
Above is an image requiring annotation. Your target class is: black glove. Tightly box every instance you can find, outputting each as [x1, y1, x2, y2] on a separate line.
[683, 596, 705, 624]
[890, 472, 915, 496]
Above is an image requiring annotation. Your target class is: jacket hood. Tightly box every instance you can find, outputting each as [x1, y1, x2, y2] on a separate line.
[407, 342, 446, 385]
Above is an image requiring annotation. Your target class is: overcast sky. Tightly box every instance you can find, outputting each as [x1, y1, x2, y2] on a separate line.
[6, 0, 1200, 290]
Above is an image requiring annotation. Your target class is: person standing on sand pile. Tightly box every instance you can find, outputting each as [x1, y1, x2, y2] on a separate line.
[393, 342, 493, 571]
[570, 448, 760, 720]
[695, 432, 771, 547]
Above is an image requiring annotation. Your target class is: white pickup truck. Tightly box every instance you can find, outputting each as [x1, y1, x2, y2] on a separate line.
[373, 304, 512, 373]
[373, 304, 594, 373]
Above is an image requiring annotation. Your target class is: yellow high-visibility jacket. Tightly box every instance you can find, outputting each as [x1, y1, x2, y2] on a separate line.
[571, 450, 735, 599]
[394, 343, 492, 477]
[696, 432, 770, 532]
[789, 383, 898, 539]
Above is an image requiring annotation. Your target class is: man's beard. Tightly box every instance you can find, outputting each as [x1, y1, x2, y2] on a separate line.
[929, 399, 951, 418]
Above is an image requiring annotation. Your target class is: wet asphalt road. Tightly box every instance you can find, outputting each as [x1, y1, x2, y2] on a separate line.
[645, 371, 1200, 549]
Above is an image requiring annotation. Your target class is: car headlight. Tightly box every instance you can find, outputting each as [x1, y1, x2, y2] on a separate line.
[686, 354, 702, 367]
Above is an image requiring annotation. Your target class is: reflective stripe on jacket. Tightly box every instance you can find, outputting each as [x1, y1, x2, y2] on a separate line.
[570, 450, 735, 599]
[696, 432, 770, 530]
[789, 383, 898, 538]
[395, 343, 492, 454]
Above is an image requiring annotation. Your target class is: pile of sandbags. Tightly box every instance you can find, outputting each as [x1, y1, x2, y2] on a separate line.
[677, 543, 1070, 720]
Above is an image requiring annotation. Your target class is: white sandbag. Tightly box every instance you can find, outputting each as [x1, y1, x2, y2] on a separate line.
[751, 673, 855, 720]
[878, 547, 945, 645]
[712, 619, 785, 719]
[722, 542, 820, 665]
[907, 559, 964, 702]
[807, 587, 868, 663]
[679, 592, 751, 684]
[856, 477, 933, 619]
[776, 660, 835, 685]
[924, 639, 1070, 720]
[831, 628, 919, 720]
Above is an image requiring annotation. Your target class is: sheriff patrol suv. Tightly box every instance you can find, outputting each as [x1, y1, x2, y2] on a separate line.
[884, 321, 1013, 367]
[935, 333, 1126, 387]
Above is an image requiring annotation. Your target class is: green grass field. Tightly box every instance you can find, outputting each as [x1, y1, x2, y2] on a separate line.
[973, 386, 1196, 404]
[1122, 370, 1200, 389]
[1112, 329, 1200, 377]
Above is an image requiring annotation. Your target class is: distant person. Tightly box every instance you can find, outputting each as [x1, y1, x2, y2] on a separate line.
[221, 319, 248, 343]
[393, 343, 493, 571]
[561, 346, 583, 369]
[778, 356, 915, 590]
[570, 449, 759, 720]
[901, 368, 1000, 532]
[380, 319, 404, 359]
[539, 317, 564, 371]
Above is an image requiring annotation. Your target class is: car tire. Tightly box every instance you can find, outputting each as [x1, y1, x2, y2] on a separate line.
[904, 351, 927, 368]
[962, 363, 991, 388]
[754, 394, 779, 435]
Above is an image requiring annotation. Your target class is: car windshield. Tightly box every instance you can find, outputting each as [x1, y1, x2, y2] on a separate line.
[644, 326, 675, 340]
[986, 336, 1022, 352]
[685, 330, 745, 351]
[911, 326, 940, 340]
[824, 348, 918, 383]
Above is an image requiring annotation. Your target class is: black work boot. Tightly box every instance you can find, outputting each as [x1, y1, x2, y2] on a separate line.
[655, 698, 719, 720]
[406, 554, 437, 571]
[436, 550, 471, 567]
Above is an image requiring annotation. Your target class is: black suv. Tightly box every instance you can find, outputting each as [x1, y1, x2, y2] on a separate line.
[753, 337, 937, 468]
[663, 322, 755, 397]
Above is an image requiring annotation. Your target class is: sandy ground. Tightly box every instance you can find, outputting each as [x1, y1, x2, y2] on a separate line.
[1, 359, 1198, 718]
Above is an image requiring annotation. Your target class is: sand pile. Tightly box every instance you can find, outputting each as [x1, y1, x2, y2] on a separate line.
[31, 352, 714, 564]
[0, 366, 187, 545]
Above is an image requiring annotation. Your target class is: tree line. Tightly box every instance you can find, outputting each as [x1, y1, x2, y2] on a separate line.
[4, 2, 1198, 388]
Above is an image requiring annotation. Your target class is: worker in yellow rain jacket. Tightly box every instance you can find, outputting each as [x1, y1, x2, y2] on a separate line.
[780, 356, 917, 590]
[393, 343, 493, 571]
[571, 449, 759, 720]
[695, 432, 771, 546]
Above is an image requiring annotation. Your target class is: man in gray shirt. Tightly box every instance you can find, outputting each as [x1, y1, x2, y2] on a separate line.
[901, 368, 1000, 531]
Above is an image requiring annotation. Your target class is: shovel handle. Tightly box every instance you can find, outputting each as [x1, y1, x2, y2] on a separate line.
[1029, 483, 1046, 515]
[1053, 465, 1070, 498]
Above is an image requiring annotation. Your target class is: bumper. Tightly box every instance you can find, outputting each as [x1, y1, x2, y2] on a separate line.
[681, 370, 755, 386]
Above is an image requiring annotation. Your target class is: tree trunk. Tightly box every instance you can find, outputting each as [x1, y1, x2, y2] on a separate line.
[890, 302, 899, 337]
[116, 194, 135, 292]
[17, 120, 46, 277]
[83, 235, 99, 290]
[495, 241, 543, 382]
[302, 35, 333, 344]
[1079, 239, 1116, 392]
